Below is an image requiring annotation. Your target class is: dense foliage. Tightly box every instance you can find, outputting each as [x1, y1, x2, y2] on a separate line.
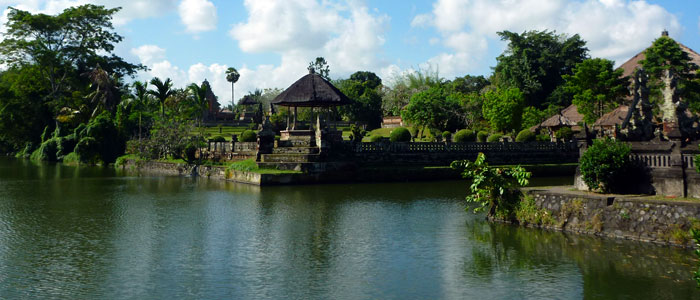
[337, 71, 383, 129]
[389, 127, 411, 142]
[555, 127, 574, 141]
[494, 30, 588, 108]
[579, 138, 631, 193]
[451, 153, 531, 218]
[482, 87, 525, 132]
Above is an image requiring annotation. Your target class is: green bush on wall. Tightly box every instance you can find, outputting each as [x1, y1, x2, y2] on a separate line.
[579, 138, 630, 193]
[515, 129, 535, 142]
[487, 134, 503, 142]
[453, 129, 476, 143]
[390, 127, 411, 142]
[212, 136, 226, 142]
[477, 131, 489, 142]
[239, 130, 257, 142]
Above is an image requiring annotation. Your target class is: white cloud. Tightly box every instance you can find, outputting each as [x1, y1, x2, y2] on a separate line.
[413, 0, 681, 78]
[131, 45, 166, 66]
[178, 0, 217, 34]
[229, 0, 390, 97]
[1, 0, 177, 26]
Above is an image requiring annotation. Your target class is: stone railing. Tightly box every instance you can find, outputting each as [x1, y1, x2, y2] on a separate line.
[353, 141, 578, 154]
[345, 141, 579, 165]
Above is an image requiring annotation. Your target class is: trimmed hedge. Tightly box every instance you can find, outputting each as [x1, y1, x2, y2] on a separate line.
[390, 127, 411, 142]
[487, 134, 503, 143]
[442, 131, 452, 142]
[515, 129, 535, 142]
[477, 131, 489, 142]
[453, 129, 476, 143]
[579, 138, 630, 193]
[369, 135, 384, 143]
[212, 135, 226, 142]
[239, 130, 257, 142]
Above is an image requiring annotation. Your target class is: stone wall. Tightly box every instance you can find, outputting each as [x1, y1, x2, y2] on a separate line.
[525, 189, 700, 247]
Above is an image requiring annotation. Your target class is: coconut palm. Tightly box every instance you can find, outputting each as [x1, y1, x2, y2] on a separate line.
[148, 77, 174, 118]
[187, 82, 209, 127]
[131, 81, 150, 139]
[83, 64, 122, 118]
[226, 67, 240, 110]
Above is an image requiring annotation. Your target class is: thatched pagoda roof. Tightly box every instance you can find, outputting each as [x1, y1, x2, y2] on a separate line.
[238, 95, 259, 106]
[272, 70, 351, 107]
[531, 104, 583, 131]
[618, 31, 700, 78]
[594, 105, 629, 127]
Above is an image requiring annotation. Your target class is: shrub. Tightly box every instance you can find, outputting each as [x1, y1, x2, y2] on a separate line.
[62, 152, 80, 165]
[515, 129, 535, 142]
[477, 131, 489, 142]
[451, 153, 531, 219]
[555, 127, 574, 141]
[183, 143, 198, 163]
[31, 138, 59, 162]
[442, 131, 452, 142]
[74, 137, 99, 163]
[212, 135, 226, 142]
[487, 134, 503, 142]
[370, 135, 384, 143]
[453, 129, 476, 143]
[579, 138, 630, 193]
[239, 130, 257, 142]
[390, 127, 411, 142]
[350, 124, 366, 141]
[536, 134, 551, 142]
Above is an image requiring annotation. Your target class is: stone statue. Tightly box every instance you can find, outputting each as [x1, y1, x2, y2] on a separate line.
[621, 68, 654, 141]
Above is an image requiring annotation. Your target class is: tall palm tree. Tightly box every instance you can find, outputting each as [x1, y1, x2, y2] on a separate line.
[148, 77, 174, 118]
[131, 81, 150, 139]
[187, 82, 209, 127]
[226, 67, 240, 110]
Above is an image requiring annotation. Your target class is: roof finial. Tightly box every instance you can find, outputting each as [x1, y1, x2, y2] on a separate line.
[662, 29, 669, 37]
[308, 66, 315, 74]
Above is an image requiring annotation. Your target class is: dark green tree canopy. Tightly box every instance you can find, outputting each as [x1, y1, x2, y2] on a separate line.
[494, 30, 588, 108]
[338, 71, 384, 129]
[564, 58, 629, 124]
[308, 57, 331, 80]
[0, 5, 143, 100]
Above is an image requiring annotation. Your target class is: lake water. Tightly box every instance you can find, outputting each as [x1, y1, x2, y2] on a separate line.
[0, 157, 698, 299]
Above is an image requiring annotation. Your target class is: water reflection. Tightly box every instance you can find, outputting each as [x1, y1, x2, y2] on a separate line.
[0, 157, 698, 299]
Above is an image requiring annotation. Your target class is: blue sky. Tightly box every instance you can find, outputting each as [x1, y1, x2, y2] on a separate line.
[2, 0, 699, 102]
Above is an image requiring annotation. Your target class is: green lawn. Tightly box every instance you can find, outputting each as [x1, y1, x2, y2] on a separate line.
[192, 125, 251, 141]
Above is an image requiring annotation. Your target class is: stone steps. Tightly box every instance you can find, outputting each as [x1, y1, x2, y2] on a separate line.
[260, 153, 321, 163]
[272, 147, 319, 155]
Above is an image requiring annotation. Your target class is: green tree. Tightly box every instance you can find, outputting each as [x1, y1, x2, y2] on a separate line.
[641, 35, 700, 113]
[308, 57, 331, 80]
[564, 58, 629, 124]
[382, 66, 443, 116]
[482, 87, 525, 132]
[494, 30, 588, 108]
[451, 153, 531, 219]
[148, 77, 174, 117]
[402, 85, 462, 134]
[0, 5, 142, 106]
[338, 71, 384, 129]
[448, 75, 490, 94]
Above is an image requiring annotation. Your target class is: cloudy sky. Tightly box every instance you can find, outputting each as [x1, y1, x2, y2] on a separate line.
[2, 0, 699, 105]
